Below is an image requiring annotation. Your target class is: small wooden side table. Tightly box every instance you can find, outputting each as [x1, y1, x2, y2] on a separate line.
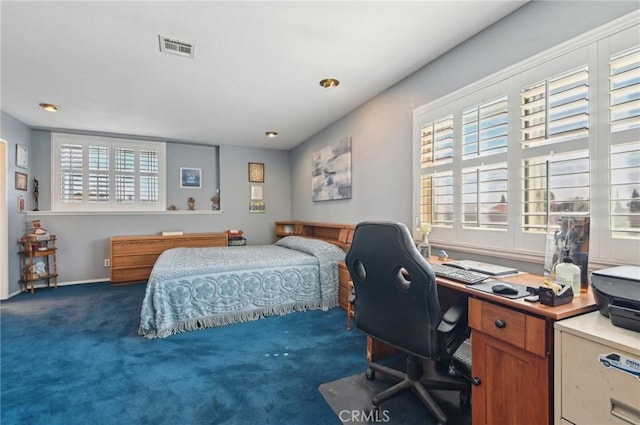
[19, 235, 58, 294]
[346, 281, 355, 330]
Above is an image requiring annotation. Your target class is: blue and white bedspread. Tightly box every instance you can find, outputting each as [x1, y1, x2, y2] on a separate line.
[138, 236, 346, 338]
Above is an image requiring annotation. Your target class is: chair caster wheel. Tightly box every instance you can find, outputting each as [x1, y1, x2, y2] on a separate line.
[365, 367, 375, 380]
[368, 403, 380, 417]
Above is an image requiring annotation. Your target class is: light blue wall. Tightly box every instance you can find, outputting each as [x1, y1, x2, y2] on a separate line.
[3, 120, 291, 295]
[290, 1, 639, 274]
[2, 112, 33, 295]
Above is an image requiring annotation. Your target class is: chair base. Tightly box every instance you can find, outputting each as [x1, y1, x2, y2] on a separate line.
[366, 354, 470, 425]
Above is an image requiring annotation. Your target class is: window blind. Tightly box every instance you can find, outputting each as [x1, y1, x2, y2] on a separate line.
[88, 146, 109, 203]
[521, 66, 589, 148]
[522, 150, 590, 232]
[431, 171, 454, 226]
[52, 133, 165, 211]
[609, 46, 640, 132]
[462, 163, 508, 229]
[59, 143, 83, 203]
[420, 115, 454, 168]
[462, 96, 508, 160]
[610, 142, 640, 238]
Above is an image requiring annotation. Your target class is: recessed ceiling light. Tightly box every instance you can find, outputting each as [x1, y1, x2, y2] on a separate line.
[265, 131, 278, 138]
[319, 78, 340, 89]
[39, 103, 60, 112]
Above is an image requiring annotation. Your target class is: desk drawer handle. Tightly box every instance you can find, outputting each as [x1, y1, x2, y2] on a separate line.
[494, 319, 506, 329]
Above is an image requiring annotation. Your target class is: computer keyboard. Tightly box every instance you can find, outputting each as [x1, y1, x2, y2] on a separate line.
[430, 263, 489, 285]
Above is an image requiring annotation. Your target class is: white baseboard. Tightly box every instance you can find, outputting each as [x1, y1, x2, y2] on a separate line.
[7, 278, 111, 299]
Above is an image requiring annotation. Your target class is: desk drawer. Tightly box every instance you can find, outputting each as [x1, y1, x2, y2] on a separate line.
[469, 298, 546, 356]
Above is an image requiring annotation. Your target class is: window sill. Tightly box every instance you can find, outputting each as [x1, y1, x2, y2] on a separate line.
[24, 210, 224, 216]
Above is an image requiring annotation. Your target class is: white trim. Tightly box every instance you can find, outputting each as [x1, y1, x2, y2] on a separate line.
[0, 139, 8, 300]
[24, 210, 224, 216]
[7, 279, 109, 298]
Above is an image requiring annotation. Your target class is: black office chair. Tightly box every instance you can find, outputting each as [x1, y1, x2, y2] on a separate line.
[345, 221, 471, 425]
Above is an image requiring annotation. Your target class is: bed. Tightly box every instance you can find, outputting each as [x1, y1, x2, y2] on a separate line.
[138, 235, 347, 338]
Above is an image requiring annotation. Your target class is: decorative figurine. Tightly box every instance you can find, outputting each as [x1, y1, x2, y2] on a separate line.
[188, 197, 195, 210]
[33, 177, 39, 211]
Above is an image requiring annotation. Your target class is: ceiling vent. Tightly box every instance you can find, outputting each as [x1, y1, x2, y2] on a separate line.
[158, 35, 195, 58]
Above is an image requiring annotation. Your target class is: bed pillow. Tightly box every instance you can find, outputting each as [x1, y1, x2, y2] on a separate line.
[274, 236, 346, 263]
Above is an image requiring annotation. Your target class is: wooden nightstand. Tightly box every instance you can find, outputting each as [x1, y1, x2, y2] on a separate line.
[346, 281, 355, 330]
[19, 235, 58, 294]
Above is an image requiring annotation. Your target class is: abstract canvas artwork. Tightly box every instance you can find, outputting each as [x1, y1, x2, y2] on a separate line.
[312, 137, 352, 201]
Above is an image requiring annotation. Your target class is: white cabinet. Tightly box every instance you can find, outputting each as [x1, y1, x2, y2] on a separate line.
[554, 312, 640, 425]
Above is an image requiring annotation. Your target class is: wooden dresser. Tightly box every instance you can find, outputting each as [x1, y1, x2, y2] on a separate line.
[275, 221, 354, 310]
[110, 232, 228, 284]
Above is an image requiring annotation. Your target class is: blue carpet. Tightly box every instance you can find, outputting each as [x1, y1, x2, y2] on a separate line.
[1, 283, 369, 425]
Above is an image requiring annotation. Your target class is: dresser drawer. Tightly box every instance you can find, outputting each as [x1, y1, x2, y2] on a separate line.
[469, 297, 546, 356]
[111, 253, 160, 269]
[111, 267, 153, 283]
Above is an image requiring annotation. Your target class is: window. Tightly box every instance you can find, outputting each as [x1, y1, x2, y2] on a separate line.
[521, 150, 590, 232]
[463, 163, 508, 229]
[462, 96, 508, 159]
[413, 15, 639, 265]
[521, 66, 589, 147]
[52, 133, 166, 211]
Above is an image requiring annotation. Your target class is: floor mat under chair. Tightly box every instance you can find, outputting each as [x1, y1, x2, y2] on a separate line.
[318, 367, 471, 425]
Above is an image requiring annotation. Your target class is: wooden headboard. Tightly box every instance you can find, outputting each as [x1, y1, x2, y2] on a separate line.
[274, 221, 354, 252]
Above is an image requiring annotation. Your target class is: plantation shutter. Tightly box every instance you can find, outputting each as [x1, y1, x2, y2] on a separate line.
[462, 163, 508, 229]
[432, 171, 454, 226]
[139, 149, 159, 203]
[462, 96, 508, 159]
[52, 133, 166, 211]
[521, 66, 589, 147]
[609, 45, 640, 240]
[522, 150, 590, 232]
[115, 147, 135, 203]
[88, 146, 109, 203]
[59, 143, 84, 203]
[609, 46, 640, 133]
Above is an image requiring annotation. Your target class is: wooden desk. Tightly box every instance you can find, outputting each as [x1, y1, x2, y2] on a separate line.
[367, 260, 597, 425]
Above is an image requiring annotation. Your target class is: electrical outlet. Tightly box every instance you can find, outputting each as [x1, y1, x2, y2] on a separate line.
[104, 259, 110, 267]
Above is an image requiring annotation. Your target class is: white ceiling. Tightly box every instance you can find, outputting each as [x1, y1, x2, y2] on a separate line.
[1, 1, 527, 150]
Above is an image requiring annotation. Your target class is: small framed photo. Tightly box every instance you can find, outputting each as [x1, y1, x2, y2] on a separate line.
[248, 162, 264, 183]
[249, 201, 265, 213]
[17, 195, 25, 213]
[180, 167, 201, 188]
[250, 185, 264, 200]
[16, 144, 28, 169]
[15, 172, 28, 191]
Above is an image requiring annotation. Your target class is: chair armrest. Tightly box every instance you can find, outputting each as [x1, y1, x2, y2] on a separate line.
[437, 296, 467, 333]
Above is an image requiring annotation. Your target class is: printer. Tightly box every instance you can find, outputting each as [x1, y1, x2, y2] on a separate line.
[591, 265, 640, 332]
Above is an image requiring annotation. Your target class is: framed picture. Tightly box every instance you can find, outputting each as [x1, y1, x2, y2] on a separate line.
[249, 201, 265, 213]
[312, 137, 352, 201]
[17, 195, 25, 213]
[180, 167, 201, 188]
[248, 162, 264, 183]
[250, 185, 263, 200]
[16, 145, 28, 169]
[15, 172, 28, 191]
